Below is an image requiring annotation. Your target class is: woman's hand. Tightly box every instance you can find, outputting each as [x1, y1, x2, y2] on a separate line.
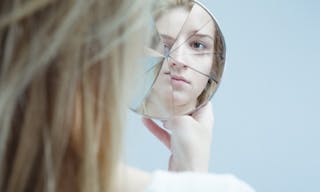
[142, 102, 214, 172]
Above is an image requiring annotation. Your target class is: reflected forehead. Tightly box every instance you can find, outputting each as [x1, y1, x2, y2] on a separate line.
[156, 7, 189, 36]
[156, 5, 214, 39]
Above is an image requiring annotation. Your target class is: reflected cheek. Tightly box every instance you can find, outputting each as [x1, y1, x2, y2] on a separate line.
[153, 73, 170, 92]
[191, 75, 209, 94]
[187, 57, 212, 75]
[201, 58, 213, 74]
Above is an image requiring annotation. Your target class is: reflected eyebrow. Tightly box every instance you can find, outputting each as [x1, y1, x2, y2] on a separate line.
[161, 33, 213, 41]
[189, 33, 214, 40]
[186, 29, 213, 40]
[159, 34, 175, 42]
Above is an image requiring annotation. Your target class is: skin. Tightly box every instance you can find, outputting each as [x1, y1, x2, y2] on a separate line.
[146, 4, 215, 116]
[143, 102, 214, 172]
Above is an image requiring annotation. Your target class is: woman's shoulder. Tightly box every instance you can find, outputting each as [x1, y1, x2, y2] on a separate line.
[144, 170, 255, 192]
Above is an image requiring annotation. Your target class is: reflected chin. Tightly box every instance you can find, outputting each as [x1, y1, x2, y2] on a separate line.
[172, 91, 194, 107]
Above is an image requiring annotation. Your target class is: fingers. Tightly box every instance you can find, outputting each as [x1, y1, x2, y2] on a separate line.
[163, 115, 197, 132]
[142, 118, 171, 149]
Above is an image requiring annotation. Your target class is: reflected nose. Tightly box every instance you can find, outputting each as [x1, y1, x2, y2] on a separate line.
[168, 58, 187, 70]
[168, 46, 187, 71]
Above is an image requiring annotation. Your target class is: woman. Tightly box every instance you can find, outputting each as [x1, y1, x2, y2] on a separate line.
[0, 0, 254, 191]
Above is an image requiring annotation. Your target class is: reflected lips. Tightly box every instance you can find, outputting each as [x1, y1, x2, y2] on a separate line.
[171, 75, 190, 84]
[165, 72, 190, 84]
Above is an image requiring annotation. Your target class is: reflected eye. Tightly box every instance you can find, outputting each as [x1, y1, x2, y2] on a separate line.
[190, 41, 206, 50]
[163, 44, 171, 56]
[164, 43, 171, 49]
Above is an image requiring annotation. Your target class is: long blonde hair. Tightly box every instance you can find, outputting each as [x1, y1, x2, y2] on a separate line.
[0, 0, 151, 191]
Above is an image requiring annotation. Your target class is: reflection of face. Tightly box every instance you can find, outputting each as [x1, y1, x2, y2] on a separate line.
[149, 5, 215, 115]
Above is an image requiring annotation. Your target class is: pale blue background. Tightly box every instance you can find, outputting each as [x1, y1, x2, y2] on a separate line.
[124, 0, 320, 191]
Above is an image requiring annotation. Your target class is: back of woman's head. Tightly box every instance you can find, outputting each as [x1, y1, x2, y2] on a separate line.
[0, 0, 151, 191]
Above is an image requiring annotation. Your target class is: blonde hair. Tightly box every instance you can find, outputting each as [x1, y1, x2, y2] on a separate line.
[197, 18, 226, 106]
[0, 0, 151, 191]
